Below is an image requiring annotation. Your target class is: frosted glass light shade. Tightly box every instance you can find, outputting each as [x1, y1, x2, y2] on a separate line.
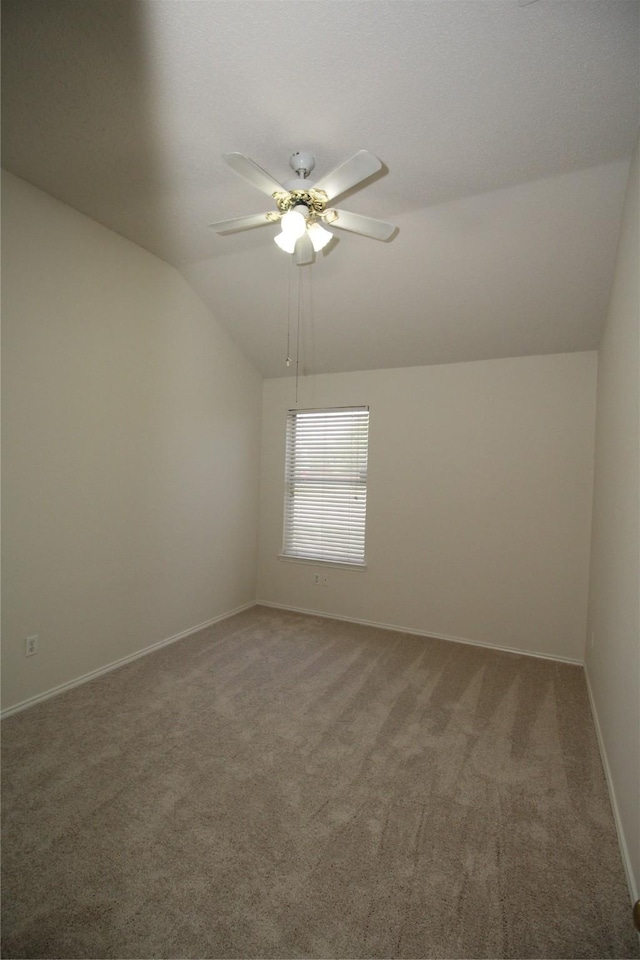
[280, 208, 307, 239]
[308, 222, 332, 252]
[274, 231, 297, 253]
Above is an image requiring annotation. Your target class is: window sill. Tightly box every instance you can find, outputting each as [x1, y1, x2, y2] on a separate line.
[278, 555, 368, 572]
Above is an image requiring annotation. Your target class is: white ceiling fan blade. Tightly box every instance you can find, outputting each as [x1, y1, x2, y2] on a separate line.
[208, 212, 274, 234]
[222, 153, 285, 198]
[329, 209, 396, 241]
[313, 150, 382, 203]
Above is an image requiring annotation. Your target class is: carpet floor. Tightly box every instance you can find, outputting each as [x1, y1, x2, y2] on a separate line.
[1, 605, 637, 959]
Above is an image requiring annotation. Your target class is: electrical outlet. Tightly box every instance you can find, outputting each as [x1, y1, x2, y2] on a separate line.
[313, 573, 320, 585]
[25, 635, 38, 657]
[322, 575, 329, 587]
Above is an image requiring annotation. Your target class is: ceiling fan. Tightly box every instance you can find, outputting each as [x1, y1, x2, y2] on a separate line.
[209, 150, 396, 265]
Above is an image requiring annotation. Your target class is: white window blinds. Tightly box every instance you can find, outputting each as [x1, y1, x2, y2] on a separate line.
[283, 407, 369, 565]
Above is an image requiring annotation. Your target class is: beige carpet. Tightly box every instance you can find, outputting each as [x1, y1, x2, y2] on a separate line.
[1, 605, 637, 959]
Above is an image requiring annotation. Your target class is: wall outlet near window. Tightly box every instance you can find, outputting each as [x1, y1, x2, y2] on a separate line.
[25, 635, 39, 657]
[313, 573, 320, 585]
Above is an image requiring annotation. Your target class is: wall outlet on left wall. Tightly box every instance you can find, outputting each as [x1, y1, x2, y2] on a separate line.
[25, 636, 38, 657]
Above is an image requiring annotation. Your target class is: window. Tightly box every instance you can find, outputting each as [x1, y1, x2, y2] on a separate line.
[282, 406, 369, 566]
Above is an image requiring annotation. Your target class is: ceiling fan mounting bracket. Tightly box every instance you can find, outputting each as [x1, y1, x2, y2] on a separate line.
[289, 151, 315, 178]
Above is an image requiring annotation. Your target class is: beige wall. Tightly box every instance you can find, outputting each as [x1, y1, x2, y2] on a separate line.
[586, 135, 639, 899]
[258, 353, 597, 662]
[1, 171, 263, 711]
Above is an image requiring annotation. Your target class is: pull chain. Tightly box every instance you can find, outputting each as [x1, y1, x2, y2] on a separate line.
[286, 257, 293, 368]
[285, 256, 312, 405]
[295, 263, 302, 404]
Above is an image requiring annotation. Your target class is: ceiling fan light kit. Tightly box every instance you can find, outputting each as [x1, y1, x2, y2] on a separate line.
[209, 149, 396, 265]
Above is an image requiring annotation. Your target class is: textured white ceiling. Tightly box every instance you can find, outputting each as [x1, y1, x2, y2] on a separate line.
[2, 0, 638, 377]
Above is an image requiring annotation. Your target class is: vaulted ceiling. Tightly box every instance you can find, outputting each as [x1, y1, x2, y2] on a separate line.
[2, 0, 638, 378]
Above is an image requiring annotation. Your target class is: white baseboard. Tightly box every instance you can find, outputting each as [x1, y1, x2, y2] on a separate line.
[584, 665, 638, 906]
[4, 599, 582, 721]
[0, 601, 256, 720]
[255, 600, 583, 666]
